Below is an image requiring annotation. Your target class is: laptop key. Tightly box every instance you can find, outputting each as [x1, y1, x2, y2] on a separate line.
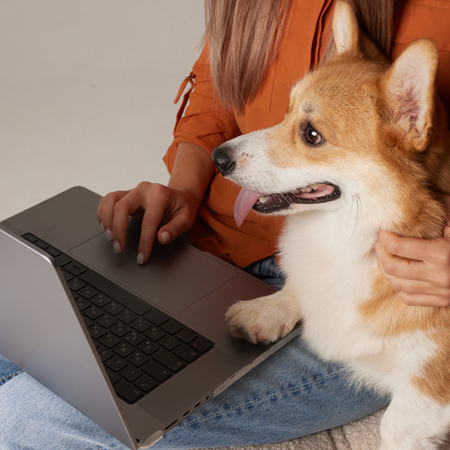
[144, 309, 169, 327]
[82, 316, 94, 328]
[99, 332, 121, 349]
[88, 323, 107, 339]
[190, 336, 214, 353]
[120, 366, 143, 383]
[126, 351, 149, 368]
[106, 369, 121, 385]
[91, 293, 112, 308]
[54, 253, 72, 267]
[97, 345, 114, 362]
[134, 374, 158, 393]
[161, 319, 183, 335]
[117, 309, 138, 324]
[112, 341, 135, 358]
[96, 313, 117, 328]
[78, 285, 99, 300]
[137, 339, 159, 356]
[123, 331, 145, 346]
[75, 298, 92, 312]
[158, 335, 181, 351]
[62, 270, 74, 282]
[130, 318, 151, 333]
[83, 305, 105, 320]
[152, 349, 186, 372]
[114, 379, 143, 403]
[173, 344, 200, 363]
[45, 246, 60, 258]
[22, 233, 38, 243]
[176, 328, 198, 344]
[144, 326, 166, 342]
[110, 322, 131, 337]
[34, 240, 48, 250]
[105, 355, 128, 372]
[64, 262, 87, 277]
[103, 301, 124, 316]
[141, 359, 171, 382]
[67, 278, 86, 292]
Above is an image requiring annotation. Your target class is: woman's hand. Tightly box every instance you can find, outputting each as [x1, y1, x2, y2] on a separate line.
[97, 182, 199, 264]
[376, 194, 450, 307]
[97, 142, 215, 264]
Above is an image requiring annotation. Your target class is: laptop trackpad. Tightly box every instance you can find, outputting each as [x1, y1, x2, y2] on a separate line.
[69, 219, 238, 315]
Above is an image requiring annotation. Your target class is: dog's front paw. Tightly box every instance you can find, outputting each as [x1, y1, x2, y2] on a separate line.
[225, 291, 301, 344]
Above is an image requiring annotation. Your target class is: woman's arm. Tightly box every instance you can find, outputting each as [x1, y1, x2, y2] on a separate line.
[97, 142, 214, 264]
[376, 194, 450, 307]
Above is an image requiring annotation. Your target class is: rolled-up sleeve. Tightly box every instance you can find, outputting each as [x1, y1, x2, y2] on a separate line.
[163, 41, 240, 174]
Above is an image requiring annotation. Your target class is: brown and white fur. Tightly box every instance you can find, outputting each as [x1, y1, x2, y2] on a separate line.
[212, 2, 450, 449]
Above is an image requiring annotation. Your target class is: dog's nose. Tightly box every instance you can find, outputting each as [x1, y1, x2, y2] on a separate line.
[212, 145, 236, 176]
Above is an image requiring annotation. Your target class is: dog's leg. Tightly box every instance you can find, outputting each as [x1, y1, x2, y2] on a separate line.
[225, 285, 302, 344]
[380, 386, 450, 450]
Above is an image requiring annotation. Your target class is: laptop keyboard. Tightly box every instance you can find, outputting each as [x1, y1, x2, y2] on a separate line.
[22, 233, 214, 404]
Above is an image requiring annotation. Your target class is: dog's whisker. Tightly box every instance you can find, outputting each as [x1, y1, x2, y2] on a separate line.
[346, 195, 362, 246]
[281, 193, 292, 205]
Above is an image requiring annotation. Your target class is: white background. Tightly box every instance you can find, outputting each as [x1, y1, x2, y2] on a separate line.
[0, 0, 205, 221]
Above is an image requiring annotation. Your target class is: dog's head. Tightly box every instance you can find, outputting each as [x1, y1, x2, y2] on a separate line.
[213, 1, 448, 235]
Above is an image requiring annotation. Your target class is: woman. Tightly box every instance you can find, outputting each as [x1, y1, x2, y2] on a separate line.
[1, 1, 450, 448]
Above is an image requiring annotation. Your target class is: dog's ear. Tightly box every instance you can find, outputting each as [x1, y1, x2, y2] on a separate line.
[382, 39, 439, 151]
[332, 1, 360, 56]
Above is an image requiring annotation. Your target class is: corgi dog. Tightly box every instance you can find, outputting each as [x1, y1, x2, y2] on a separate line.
[212, 2, 450, 449]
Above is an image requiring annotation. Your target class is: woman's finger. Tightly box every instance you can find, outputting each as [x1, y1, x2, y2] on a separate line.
[136, 187, 174, 264]
[97, 190, 130, 241]
[378, 230, 450, 265]
[375, 242, 430, 283]
[396, 291, 450, 307]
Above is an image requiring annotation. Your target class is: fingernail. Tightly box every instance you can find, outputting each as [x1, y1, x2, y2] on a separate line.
[100, 222, 105, 232]
[160, 231, 170, 244]
[106, 228, 113, 241]
[114, 241, 121, 254]
[137, 252, 145, 265]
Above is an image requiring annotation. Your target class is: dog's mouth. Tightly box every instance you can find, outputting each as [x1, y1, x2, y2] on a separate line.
[234, 182, 341, 227]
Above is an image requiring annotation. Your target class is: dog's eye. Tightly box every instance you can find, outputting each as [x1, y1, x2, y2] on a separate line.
[304, 125, 322, 145]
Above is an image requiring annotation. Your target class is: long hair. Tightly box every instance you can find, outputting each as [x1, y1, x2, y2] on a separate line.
[204, 0, 407, 114]
[204, 0, 292, 114]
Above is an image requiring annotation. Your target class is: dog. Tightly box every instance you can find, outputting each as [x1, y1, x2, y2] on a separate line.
[212, 2, 450, 449]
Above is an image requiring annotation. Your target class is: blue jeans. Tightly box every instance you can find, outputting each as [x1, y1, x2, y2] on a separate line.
[0, 256, 389, 449]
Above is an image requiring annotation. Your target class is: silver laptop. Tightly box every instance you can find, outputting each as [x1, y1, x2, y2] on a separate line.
[0, 186, 301, 449]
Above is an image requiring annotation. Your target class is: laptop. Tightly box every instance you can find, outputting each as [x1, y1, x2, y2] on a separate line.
[0, 186, 301, 449]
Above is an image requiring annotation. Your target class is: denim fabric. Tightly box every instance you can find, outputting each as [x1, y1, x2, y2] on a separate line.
[152, 337, 388, 449]
[0, 371, 128, 450]
[0, 355, 22, 387]
[243, 255, 286, 291]
[0, 258, 389, 449]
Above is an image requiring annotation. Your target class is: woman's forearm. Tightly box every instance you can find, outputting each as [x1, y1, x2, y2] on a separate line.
[168, 142, 215, 211]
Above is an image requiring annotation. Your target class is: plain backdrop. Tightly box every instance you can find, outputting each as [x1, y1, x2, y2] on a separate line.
[0, 0, 205, 221]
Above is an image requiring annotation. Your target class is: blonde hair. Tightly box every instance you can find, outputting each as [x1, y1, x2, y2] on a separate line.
[204, 0, 292, 114]
[205, 0, 406, 113]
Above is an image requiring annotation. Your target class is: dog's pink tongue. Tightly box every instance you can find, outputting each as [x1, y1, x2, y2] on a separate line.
[234, 187, 263, 227]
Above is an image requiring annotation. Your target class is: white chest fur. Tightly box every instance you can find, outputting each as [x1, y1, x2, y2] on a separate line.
[279, 208, 387, 362]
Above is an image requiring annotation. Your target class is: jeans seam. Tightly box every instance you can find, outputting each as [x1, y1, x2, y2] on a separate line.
[181, 367, 348, 427]
[0, 370, 23, 387]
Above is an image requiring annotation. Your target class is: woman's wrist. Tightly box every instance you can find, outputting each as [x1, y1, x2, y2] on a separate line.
[168, 142, 215, 211]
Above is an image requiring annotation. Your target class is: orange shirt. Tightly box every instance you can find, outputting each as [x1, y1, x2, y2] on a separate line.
[164, 0, 450, 268]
